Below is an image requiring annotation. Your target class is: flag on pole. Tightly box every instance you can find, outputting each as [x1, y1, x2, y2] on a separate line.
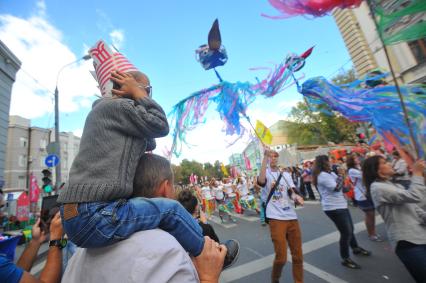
[29, 173, 40, 203]
[221, 163, 229, 176]
[371, 0, 426, 45]
[255, 120, 273, 145]
[243, 152, 252, 170]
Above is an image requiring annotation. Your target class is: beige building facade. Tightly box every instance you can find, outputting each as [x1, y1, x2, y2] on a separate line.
[332, 2, 426, 83]
[4, 115, 80, 191]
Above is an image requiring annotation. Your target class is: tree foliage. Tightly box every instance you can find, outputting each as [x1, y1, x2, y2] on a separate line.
[171, 159, 228, 184]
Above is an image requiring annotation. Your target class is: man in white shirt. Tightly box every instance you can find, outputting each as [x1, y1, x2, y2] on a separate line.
[62, 154, 227, 283]
[258, 149, 304, 283]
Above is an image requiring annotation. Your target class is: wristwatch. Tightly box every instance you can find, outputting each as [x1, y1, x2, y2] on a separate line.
[49, 239, 67, 250]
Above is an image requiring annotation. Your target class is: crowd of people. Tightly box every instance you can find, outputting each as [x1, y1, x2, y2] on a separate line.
[0, 67, 424, 283]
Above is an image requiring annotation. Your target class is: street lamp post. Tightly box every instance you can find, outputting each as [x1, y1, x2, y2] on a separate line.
[54, 54, 91, 192]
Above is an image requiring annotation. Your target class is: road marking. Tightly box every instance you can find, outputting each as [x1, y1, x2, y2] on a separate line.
[244, 247, 264, 258]
[209, 215, 238, 228]
[230, 213, 259, 222]
[220, 216, 383, 283]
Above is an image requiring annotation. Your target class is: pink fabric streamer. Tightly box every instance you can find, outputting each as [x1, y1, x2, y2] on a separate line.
[262, 0, 363, 19]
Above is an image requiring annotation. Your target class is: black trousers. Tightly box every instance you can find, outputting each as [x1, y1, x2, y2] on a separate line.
[324, 208, 359, 259]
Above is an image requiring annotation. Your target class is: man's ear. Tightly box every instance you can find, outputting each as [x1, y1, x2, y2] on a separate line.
[156, 180, 168, 198]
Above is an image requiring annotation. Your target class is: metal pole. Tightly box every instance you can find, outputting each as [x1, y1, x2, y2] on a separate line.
[53, 55, 91, 193]
[54, 86, 61, 193]
[367, 0, 419, 158]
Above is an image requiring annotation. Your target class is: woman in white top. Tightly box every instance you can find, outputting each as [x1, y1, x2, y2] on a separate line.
[346, 154, 381, 242]
[313, 155, 370, 269]
[363, 156, 426, 283]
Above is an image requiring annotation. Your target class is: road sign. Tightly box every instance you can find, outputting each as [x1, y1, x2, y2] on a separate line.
[45, 154, 60, 167]
[46, 142, 58, 155]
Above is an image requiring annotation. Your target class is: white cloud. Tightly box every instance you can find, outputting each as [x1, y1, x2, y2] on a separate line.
[73, 128, 83, 137]
[278, 99, 301, 112]
[0, 7, 99, 120]
[109, 29, 125, 50]
[154, 117, 250, 164]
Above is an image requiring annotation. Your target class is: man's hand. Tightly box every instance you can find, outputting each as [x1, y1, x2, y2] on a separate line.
[413, 160, 426, 177]
[293, 194, 304, 206]
[32, 218, 47, 244]
[193, 236, 226, 283]
[111, 70, 147, 100]
[49, 213, 63, 241]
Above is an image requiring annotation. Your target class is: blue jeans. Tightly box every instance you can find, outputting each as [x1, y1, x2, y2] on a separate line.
[395, 241, 426, 283]
[60, 197, 204, 256]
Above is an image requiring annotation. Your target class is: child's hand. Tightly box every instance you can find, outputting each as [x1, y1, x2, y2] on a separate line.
[111, 70, 147, 100]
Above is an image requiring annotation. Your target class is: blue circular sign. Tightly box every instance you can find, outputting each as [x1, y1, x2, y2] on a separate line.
[45, 154, 60, 167]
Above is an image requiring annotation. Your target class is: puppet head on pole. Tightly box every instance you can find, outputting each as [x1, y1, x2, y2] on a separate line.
[195, 19, 228, 70]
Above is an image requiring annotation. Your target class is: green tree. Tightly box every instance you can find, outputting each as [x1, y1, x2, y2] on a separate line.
[331, 68, 357, 85]
[287, 102, 358, 145]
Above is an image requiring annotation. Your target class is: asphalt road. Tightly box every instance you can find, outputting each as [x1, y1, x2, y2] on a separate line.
[211, 201, 414, 283]
[25, 200, 414, 282]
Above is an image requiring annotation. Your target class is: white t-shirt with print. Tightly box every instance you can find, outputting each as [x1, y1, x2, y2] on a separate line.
[201, 186, 213, 200]
[213, 186, 225, 200]
[263, 169, 298, 221]
[348, 168, 367, 201]
[224, 184, 236, 197]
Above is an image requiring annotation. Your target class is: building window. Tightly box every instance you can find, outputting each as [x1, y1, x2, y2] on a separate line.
[18, 155, 27, 167]
[40, 156, 46, 167]
[20, 137, 28, 148]
[18, 176, 25, 188]
[40, 139, 47, 149]
[408, 38, 426, 64]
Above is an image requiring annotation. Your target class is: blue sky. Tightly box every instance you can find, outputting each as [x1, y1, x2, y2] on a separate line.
[0, 0, 353, 163]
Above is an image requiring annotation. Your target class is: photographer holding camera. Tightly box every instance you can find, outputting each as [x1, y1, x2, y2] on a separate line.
[0, 213, 63, 283]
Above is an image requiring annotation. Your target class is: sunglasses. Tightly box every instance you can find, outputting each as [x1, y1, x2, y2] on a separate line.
[138, 84, 152, 97]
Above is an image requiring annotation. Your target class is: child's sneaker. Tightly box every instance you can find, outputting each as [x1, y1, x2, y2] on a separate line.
[222, 239, 240, 270]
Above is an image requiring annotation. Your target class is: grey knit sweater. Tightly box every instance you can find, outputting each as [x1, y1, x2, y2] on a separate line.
[57, 97, 169, 203]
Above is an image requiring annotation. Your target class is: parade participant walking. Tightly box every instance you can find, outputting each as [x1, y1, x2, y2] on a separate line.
[313, 155, 371, 269]
[346, 154, 381, 241]
[258, 149, 304, 283]
[302, 162, 316, 200]
[363, 156, 426, 283]
[200, 181, 214, 219]
[212, 180, 236, 223]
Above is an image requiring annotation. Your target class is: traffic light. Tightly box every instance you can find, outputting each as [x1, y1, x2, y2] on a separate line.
[357, 133, 366, 144]
[41, 169, 53, 194]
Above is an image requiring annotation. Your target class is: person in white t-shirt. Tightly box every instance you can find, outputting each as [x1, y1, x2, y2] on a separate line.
[313, 155, 371, 270]
[200, 182, 214, 219]
[346, 154, 381, 242]
[257, 149, 304, 283]
[211, 180, 236, 223]
[237, 176, 259, 213]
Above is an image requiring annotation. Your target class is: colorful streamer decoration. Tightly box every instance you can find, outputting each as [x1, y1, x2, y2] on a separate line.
[262, 0, 362, 19]
[299, 76, 426, 158]
[168, 48, 314, 157]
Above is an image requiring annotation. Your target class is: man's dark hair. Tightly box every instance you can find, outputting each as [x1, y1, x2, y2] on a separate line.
[133, 153, 173, 197]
